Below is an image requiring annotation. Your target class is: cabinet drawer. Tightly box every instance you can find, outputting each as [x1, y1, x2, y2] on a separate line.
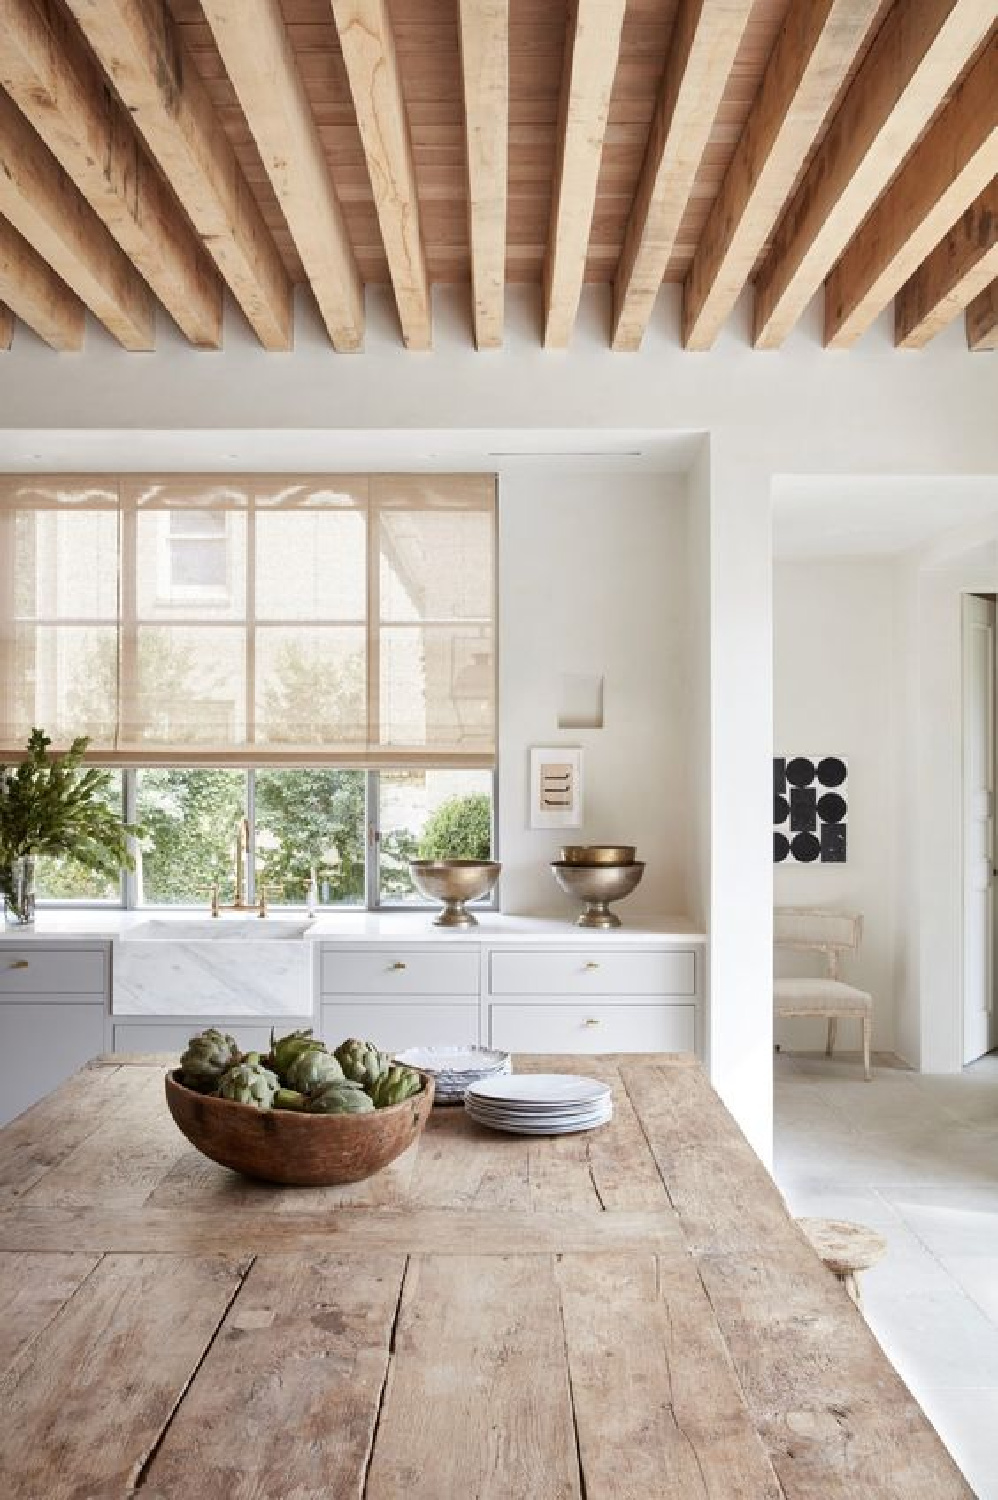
[489, 1002, 695, 1055]
[321, 1001, 479, 1052]
[488, 949, 695, 998]
[320, 948, 479, 997]
[0, 1001, 105, 1126]
[0, 947, 107, 997]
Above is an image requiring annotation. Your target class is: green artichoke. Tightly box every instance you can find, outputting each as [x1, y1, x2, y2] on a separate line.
[369, 1064, 423, 1110]
[284, 1046, 344, 1095]
[179, 1028, 242, 1093]
[268, 1027, 319, 1079]
[334, 1037, 390, 1090]
[217, 1053, 280, 1109]
[308, 1079, 375, 1115]
[274, 1088, 307, 1111]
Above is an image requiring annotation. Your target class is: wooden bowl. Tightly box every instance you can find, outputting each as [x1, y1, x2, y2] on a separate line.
[164, 1069, 435, 1186]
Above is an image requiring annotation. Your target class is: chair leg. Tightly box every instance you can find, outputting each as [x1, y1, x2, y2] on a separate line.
[826, 1017, 837, 1057]
[863, 1017, 872, 1081]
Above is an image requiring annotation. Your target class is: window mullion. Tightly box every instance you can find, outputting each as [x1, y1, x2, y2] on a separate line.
[366, 769, 379, 909]
[246, 768, 256, 907]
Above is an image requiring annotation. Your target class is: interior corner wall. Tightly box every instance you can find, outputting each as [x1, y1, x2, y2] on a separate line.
[773, 559, 897, 1055]
[496, 469, 691, 918]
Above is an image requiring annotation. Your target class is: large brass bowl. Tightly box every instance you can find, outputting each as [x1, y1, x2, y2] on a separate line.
[559, 844, 636, 866]
[550, 861, 645, 928]
[165, 1070, 434, 1185]
[409, 859, 502, 927]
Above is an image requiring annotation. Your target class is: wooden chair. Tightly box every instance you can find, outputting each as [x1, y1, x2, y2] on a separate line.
[774, 907, 873, 1080]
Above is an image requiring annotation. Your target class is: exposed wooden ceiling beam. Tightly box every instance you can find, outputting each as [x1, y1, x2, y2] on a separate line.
[754, 0, 995, 348]
[683, 0, 882, 351]
[0, 90, 154, 350]
[0, 0, 219, 349]
[826, 37, 997, 347]
[611, 0, 754, 352]
[63, 0, 292, 351]
[330, 0, 431, 350]
[967, 280, 998, 350]
[458, 0, 509, 350]
[0, 303, 12, 351]
[0, 214, 85, 351]
[544, 0, 626, 349]
[895, 177, 998, 348]
[199, 0, 364, 352]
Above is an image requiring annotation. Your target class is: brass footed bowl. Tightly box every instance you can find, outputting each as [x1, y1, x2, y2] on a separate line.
[550, 860, 646, 928]
[559, 844, 636, 866]
[165, 1069, 434, 1185]
[409, 859, 501, 927]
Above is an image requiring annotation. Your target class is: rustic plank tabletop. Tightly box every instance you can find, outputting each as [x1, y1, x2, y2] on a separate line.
[0, 1053, 971, 1499]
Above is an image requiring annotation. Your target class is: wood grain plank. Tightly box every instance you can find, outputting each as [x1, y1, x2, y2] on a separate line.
[619, 1060, 796, 1254]
[21, 1069, 191, 1210]
[558, 1252, 784, 1498]
[0, 1064, 150, 1206]
[0, 213, 85, 351]
[200, 0, 364, 349]
[331, 0, 432, 348]
[0, 300, 12, 349]
[543, 0, 627, 348]
[408, 1104, 532, 1209]
[365, 1255, 582, 1499]
[458, 0, 509, 348]
[611, 0, 754, 351]
[0, 90, 155, 350]
[0, 1252, 248, 1500]
[0, 1250, 100, 1374]
[895, 177, 998, 348]
[967, 277, 998, 349]
[825, 34, 998, 347]
[65, 0, 293, 350]
[0, 1204, 684, 1256]
[142, 1252, 406, 1497]
[698, 1250, 974, 1497]
[753, 0, 995, 347]
[683, 0, 883, 350]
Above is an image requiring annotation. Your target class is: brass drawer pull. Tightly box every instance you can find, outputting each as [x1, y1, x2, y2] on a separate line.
[8, 959, 29, 970]
[584, 1017, 601, 1027]
[390, 961, 407, 971]
[584, 961, 600, 971]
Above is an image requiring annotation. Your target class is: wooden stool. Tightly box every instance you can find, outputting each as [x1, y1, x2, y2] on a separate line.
[797, 1218, 887, 1307]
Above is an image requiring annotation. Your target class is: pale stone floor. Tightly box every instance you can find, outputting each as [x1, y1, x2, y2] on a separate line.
[774, 1048, 998, 1499]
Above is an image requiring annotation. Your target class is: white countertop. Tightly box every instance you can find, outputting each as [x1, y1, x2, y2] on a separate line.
[1, 909, 705, 945]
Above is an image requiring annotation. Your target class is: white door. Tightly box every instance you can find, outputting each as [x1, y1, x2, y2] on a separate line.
[962, 594, 997, 1064]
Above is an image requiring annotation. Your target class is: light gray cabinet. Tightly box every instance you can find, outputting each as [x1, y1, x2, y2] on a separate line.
[0, 944, 109, 1125]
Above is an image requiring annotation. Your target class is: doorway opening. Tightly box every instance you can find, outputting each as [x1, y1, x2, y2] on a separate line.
[962, 592, 998, 1065]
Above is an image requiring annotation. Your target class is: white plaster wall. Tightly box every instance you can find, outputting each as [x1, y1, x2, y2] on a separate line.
[773, 560, 897, 1055]
[497, 471, 691, 918]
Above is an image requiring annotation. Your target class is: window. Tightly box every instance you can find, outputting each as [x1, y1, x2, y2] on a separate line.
[34, 770, 125, 904]
[0, 474, 496, 765]
[1, 473, 497, 911]
[378, 769, 494, 903]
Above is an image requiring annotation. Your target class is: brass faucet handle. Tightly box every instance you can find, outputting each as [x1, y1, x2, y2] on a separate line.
[257, 885, 267, 918]
[209, 884, 220, 918]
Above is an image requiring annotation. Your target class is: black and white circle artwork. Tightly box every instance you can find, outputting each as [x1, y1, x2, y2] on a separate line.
[773, 756, 847, 864]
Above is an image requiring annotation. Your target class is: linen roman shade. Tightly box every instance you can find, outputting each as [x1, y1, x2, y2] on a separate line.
[0, 474, 496, 767]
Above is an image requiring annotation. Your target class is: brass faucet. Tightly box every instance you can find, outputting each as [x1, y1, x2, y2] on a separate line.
[209, 817, 267, 916]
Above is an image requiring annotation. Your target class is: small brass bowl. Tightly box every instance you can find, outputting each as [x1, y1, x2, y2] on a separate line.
[409, 859, 501, 927]
[559, 844, 637, 867]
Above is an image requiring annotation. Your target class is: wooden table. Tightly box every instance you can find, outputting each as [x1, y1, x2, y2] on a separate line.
[0, 1053, 970, 1499]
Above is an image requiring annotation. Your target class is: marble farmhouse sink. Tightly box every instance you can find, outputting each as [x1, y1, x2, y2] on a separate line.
[122, 917, 313, 942]
[113, 917, 313, 1016]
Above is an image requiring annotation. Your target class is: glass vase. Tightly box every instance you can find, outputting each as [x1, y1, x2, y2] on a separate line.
[2, 855, 36, 926]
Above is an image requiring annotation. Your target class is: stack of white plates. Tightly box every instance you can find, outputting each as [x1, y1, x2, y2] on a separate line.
[465, 1073, 613, 1135]
[393, 1045, 511, 1105]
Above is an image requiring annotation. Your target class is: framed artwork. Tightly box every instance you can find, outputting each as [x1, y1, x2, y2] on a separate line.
[774, 756, 848, 864]
[530, 747, 584, 829]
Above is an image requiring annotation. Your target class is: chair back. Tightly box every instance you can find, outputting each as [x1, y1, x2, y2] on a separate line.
[774, 907, 862, 980]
